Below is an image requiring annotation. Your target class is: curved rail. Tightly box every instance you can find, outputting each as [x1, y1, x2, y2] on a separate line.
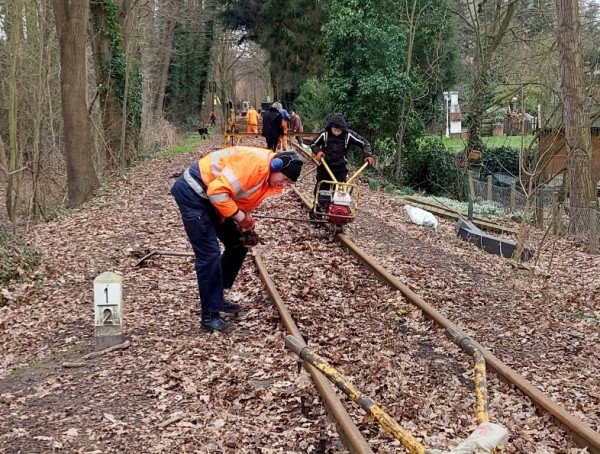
[337, 226, 600, 453]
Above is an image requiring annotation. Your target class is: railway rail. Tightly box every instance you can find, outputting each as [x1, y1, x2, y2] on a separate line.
[230, 137, 600, 452]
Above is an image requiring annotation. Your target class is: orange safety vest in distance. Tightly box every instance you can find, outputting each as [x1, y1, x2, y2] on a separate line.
[198, 146, 282, 218]
[246, 108, 259, 126]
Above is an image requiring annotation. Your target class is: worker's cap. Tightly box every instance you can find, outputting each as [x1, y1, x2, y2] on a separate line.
[274, 152, 303, 182]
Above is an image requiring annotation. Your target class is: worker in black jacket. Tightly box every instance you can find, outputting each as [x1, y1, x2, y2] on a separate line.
[261, 104, 284, 151]
[309, 113, 374, 194]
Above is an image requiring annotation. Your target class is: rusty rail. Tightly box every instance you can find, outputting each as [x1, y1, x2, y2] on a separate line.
[285, 335, 426, 454]
[252, 249, 374, 454]
[337, 232, 600, 453]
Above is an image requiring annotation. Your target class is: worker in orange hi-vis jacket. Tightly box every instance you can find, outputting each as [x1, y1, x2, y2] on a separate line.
[278, 117, 289, 150]
[246, 105, 259, 134]
[170, 147, 304, 333]
[272, 101, 289, 150]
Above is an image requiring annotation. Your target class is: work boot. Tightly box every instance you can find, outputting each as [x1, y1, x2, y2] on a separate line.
[201, 313, 234, 333]
[222, 299, 242, 314]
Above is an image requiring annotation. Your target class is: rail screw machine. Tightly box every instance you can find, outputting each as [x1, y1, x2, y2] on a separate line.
[312, 155, 369, 229]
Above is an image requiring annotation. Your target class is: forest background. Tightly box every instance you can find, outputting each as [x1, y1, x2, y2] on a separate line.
[1, 0, 600, 248]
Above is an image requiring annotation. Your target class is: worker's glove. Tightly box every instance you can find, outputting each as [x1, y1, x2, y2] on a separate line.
[233, 211, 254, 232]
[365, 156, 375, 166]
[314, 151, 324, 162]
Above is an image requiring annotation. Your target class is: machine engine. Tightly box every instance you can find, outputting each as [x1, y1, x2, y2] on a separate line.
[318, 189, 353, 224]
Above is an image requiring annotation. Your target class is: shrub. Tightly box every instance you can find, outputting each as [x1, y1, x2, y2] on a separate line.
[292, 78, 331, 132]
[480, 145, 520, 177]
[141, 118, 180, 155]
[402, 137, 459, 196]
[370, 137, 396, 170]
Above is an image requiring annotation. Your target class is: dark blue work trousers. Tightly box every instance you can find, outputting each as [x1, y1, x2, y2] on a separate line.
[314, 164, 348, 195]
[170, 175, 248, 315]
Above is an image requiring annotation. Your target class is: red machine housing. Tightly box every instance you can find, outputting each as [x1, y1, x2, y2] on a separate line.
[325, 204, 351, 224]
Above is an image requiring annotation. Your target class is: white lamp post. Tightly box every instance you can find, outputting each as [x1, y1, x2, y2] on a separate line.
[443, 91, 450, 138]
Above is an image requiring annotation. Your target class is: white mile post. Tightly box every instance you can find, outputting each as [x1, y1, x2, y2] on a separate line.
[93, 272, 124, 351]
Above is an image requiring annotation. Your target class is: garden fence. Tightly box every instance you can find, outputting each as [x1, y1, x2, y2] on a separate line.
[469, 172, 600, 243]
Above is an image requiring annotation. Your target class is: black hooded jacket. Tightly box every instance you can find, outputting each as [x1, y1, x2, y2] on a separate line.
[261, 107, 284, 139]
[309, 113, 372, 168]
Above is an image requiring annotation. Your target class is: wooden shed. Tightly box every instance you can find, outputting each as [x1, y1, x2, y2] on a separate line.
[538, 128, 600, 184]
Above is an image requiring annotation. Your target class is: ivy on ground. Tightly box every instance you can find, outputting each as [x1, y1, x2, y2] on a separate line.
[0, 228, 40, 305]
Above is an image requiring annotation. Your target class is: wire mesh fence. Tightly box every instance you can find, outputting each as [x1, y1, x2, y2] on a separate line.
[471, 177, 600, 242]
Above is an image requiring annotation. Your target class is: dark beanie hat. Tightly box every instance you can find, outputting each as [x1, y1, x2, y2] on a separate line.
[275, 152, 303, 182]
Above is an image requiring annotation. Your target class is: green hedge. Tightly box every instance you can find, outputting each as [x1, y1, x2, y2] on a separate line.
[402, 137, 460, 196]
[480, 145, 520, 177]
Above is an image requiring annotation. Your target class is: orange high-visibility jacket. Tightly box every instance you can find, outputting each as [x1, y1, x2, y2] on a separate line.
[199, 146, 282, 218]
[246, 108, 259, 126]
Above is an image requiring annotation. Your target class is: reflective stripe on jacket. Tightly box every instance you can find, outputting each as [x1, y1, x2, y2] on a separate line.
[198, 146, 282, 217]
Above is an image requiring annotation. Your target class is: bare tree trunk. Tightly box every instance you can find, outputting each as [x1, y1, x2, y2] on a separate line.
[89, 0, 138, 170]
[53, 0, 100, 207]
[466, 68, 486, 153]
[27, 0, 51, 224]
[556, 0, 597, 249]
[0, 136, 6, 176]
[6, 0, 23, 228]
[454, 0, 516, 154]
[153, 1, 179, 120]
[393, 0, 417, 180]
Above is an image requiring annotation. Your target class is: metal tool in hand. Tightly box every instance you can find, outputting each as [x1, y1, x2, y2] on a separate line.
[252, 214, 328, 224]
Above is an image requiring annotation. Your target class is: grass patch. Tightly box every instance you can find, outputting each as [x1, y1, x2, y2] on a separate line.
[426, 135, 536, 153]
[66, 343, 84, 353]
[156, 134, 202, 157]
[7, 356, 46, 378]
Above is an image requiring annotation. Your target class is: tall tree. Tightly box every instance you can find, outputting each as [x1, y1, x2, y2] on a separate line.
[151, 0, 179, 121]
[26, 0, 53, 222]
[53, 0, 99, 206]
[392, 0, 458, 178]
[5, 0, 23, 226]
[451, 0, 517, 154]
[90, 0, 142, 170]
[319, 0, 456, 178]
[221, 0, 325, 101]
[165, 0, 216, 125]
[322, 0, 413, 141]
[556, 0, 597, 236]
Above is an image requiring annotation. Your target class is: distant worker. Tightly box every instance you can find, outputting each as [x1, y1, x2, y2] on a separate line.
[275, 102, 291, 122]
[290, 111, 304, 146]
[261, 103, 284, 151]
[273, 102, 289, 150]
[170, 147, 304, 332]
[246, 105, 259, 134]
[309, 112, 374, 194]
[209, 110, 216, 126]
